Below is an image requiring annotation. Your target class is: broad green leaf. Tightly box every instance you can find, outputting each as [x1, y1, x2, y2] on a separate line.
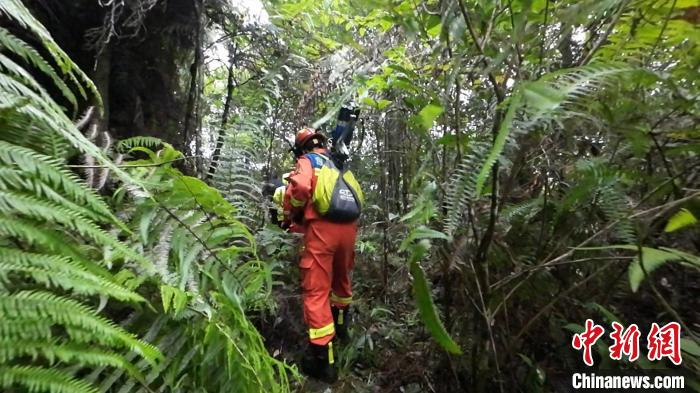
[365, 74, 388, 91]
[681, 338, 700, 357]
[378, 17, 394, 32]
[393, 0, 414, 14]
[170, 175, 235, 217]
[585, 302, 621, 323]
[408, 226, 450, 241]
[521, 82, 561, 111]
[415, 103, 444, 132]
[563, 323, 584, 333]
[409, 259, 462, 354]
[391, 77, 420, 93]
[579, 245, 700, 292]
[386, 64, 418, 78]
[400, 226, 449, 251]
[427, 21, 442, 37]
[362, 97, 392, 110]
[160, 285, 174, 313]
[626, 247, 700, 292]
[160, 285, 188, 315]
[361, 97, 378, 107]
[376, 99, 392, 109]
[665, 208, 697, 232]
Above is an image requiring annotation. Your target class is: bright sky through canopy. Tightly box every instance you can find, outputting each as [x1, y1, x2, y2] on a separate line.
[232, 0, 270, 25]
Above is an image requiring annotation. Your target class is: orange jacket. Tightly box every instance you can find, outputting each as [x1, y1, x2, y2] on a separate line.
[284, 148, 329, 223]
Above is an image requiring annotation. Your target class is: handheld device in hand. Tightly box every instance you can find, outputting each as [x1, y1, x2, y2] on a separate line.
[331, 106, 360, 168]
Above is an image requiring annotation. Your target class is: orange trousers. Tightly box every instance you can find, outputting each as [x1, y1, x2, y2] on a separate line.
[300, 219, 357, 345]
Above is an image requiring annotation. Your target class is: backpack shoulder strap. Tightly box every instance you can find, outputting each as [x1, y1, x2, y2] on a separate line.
[304, 152, 333, 169]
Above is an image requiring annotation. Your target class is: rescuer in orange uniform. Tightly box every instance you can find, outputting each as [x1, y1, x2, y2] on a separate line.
[284, 128, 358, 382]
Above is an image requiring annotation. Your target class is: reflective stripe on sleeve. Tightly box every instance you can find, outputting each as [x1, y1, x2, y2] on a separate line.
[276, 208, 284, 222]
[272, 186, 285, 205]
[309, 322, 335, 339]
[330, 293, 352, 305]
[290, 197, 305, 207]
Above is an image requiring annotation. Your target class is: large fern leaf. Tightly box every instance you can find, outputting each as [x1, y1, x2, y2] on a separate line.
[472, 62, 638, 198]
[443, 141, 489, 236]
[0, 2, 164, 391]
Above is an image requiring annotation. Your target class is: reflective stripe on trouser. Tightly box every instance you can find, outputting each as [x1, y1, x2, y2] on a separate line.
[300, 219, 357, 346]
[309, 322, 335, 340]
[330, 293, 352, 307]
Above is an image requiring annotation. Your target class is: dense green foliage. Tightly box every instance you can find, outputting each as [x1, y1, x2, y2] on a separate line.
[0, 1, 293, 391]
[212, 0, 700, 390]
[1, 0, 699, 391]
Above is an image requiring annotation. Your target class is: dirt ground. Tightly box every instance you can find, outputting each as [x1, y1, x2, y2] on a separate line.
[255, 246, 438, 392]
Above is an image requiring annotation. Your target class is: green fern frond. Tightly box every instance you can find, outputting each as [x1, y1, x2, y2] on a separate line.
[105, 136, 291, 391]
[0, 190, 154, 273]
[0, 291, 161, 363]
[0, 341, 142, 378]
[597, 184, 636, 243]
[116, 136, 164, 152]
[153, 221, 177, 285]
[0, 27, 77, 110]
[0, 366, 99, 393]
[0, 114, 70, 159]
[499, 196, 544, 228]
[0, 216, 84, 260]
[0, 141, 115, 220]
[44, 128, 74, 159]
[91, 315, 169, 390]
[1, 85, 135, 187]
[209, 133, 265, 227]
[555, 159, 636, 242]
[0, 167, 113, 226]
[0, 247, 144, 303]
[0, 2, 169, 390]
[473, 94, 522, 197]
[129, 328, 190, 390]
[0, 53, 57, 106]
[528, 62, 637, 121]
[597, 5, 697, 62]
[0, 85, 137, 189]
[0, 319, 54, 341]
[0, 0, 96, 103]
[473, 62, 638, 198]
[443, 142, 489, 236]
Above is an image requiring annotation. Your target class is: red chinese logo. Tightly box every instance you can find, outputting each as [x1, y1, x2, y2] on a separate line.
[572, 319, 605, 366]
[571, 320, 683, 366]
[647, 322, 682, 365]
[609, 322, 640, 362]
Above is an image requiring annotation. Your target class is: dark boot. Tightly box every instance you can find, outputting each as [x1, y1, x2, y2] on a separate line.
[332, 306, 351, 343]
[300, 342, 337, 383]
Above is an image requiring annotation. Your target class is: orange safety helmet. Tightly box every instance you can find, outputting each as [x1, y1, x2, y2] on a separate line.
[294, 127, 327, 149]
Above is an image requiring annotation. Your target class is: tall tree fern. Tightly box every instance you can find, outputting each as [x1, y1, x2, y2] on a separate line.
[209, 118, 269, 229]
[0, 2, 292, 392]
[0, 2, 164, 392]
